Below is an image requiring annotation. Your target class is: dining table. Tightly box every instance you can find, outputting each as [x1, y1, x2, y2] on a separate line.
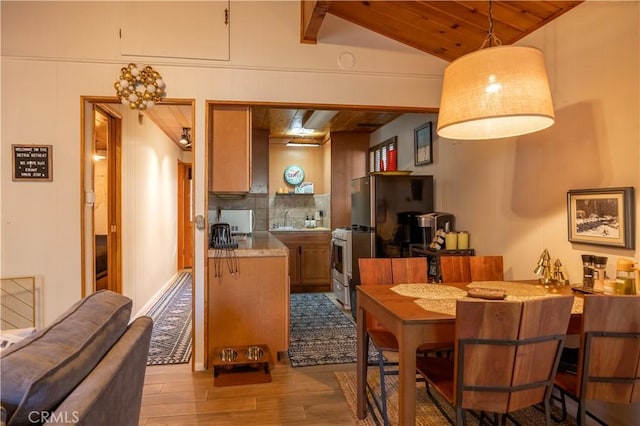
[355, 280, 583, 425]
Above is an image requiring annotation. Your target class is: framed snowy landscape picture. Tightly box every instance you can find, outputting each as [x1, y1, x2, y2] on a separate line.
[567, 187, 635, 249]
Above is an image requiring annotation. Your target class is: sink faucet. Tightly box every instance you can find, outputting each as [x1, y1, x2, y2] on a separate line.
[283, 210, 291, 228]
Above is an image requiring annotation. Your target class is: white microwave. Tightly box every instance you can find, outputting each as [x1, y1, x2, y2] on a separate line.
[219, 209, 254, 235]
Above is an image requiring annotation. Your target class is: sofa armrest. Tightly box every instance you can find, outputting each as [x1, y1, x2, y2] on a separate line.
[44, 317, 153, 426]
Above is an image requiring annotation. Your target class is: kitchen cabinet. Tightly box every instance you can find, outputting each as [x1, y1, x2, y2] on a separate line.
[273, 232, 331, 293]
[209, 105, 251, 193]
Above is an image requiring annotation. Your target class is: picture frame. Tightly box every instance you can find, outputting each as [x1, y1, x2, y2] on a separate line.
[414, 122, 433, 166]
[567, 187, 635, 249]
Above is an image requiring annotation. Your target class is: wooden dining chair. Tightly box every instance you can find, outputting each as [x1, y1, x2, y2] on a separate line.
[358, 258, 395, 425]
[439, 255, 471, 283]
[469, 255, 504, 281]
[391, 257, 428, 283]
[416, 295, 574, 425]
[553, 295, 640, 425]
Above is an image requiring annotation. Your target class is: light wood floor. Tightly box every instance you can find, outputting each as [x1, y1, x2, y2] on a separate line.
[140, 294, 359, 425]
[139, 358, 359, 425]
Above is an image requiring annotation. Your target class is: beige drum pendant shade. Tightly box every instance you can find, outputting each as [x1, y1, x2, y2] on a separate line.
[437, 46, 555, 140]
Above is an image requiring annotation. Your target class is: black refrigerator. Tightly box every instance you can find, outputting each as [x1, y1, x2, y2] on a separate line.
[349, 175, 434, 315]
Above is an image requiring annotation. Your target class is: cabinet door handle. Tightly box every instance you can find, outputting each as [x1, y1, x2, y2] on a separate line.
[299, 246, 302, 255]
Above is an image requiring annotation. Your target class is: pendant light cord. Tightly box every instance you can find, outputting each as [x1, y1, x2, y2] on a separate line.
[481, 0, 502, 49]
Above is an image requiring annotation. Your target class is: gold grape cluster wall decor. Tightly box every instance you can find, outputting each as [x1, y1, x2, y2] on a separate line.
[114, 63, 166, 110]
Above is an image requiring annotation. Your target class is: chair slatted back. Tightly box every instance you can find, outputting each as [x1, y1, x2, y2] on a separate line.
[578, 295, 640, 403]
[469, 256, 504, 281]
[358, 258, 393, 332]
[440, 256, 471, 283]
[391, 257, 427, 284]
[454, 296, 573, 413]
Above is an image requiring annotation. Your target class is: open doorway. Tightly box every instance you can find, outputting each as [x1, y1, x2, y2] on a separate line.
[89, 103, 122, 294]
[80, 97, 195, 298]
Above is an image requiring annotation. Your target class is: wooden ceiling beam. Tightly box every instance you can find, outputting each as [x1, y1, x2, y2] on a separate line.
[300, 0, 331, 44]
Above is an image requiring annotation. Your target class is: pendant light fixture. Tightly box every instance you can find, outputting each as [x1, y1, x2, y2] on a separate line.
[436, 0, 555, 140]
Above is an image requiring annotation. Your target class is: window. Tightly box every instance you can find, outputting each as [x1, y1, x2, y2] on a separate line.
[369, 136, 397, 173]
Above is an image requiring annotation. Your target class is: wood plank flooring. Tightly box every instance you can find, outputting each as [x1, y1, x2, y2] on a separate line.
[140, 293, 359, 425]
[139, 358, 358, 425]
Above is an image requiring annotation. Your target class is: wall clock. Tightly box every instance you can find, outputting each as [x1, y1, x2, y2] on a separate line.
[283, 165, 305, 185]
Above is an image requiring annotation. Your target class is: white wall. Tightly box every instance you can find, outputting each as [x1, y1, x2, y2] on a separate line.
[117, 105, 184, 314]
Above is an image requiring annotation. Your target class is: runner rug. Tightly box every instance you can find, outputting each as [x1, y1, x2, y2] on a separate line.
[288, 293, 377, 367]
[146, 272, 192, 365]
[335, 369, 577, 426]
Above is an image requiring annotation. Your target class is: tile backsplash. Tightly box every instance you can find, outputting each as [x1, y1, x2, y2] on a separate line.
[208, 193, 331, 231]
[269, 193, 330, 229]
[208, 194, 269, 231]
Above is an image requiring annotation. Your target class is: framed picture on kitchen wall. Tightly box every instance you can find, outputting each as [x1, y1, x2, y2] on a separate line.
[567, 187, 635, 249]
[414, 122, 433, 166]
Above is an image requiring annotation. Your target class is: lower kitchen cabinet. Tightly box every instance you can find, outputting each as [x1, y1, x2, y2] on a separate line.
[273, 232, 331, 293]
[207, 255, 289, 368]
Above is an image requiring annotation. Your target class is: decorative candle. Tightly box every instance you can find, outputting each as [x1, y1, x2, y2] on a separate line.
[445, 232, 458, 250]
[457, 231, 469, 249]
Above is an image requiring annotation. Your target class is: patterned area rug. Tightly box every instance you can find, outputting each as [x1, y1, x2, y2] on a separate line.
[288, 293, 377, 367]
[336, 369, 577, 426]
[146, 272, 192, 365]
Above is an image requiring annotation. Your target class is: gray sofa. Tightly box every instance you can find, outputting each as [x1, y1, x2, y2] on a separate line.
[1, 290, 152, 426]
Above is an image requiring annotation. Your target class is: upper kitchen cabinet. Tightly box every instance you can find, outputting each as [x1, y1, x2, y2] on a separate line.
[209, 105, 252, 193]
[120, 1, 230, 61]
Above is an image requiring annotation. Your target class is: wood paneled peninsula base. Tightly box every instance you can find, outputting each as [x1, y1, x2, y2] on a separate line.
[207, 232, 289, 370]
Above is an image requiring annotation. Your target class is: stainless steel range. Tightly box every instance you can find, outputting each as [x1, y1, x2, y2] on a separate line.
[330, 227, 352, 308]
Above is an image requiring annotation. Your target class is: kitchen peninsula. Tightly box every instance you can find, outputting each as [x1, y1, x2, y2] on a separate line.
[207, 231, 289, 368]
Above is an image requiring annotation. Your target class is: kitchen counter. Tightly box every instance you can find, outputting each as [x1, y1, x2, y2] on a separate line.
[208, 231, 287, 258]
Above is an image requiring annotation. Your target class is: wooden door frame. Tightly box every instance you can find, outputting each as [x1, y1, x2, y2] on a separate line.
[177, 160, 193, 269]
[80, 97, 122, 296]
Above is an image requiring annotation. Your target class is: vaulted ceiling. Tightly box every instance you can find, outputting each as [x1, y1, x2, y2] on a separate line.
[143, 1, 585, 149]
[302, 1, 584, 62]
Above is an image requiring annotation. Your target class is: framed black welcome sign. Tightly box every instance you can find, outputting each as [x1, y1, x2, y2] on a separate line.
[12, 145, 53, 181]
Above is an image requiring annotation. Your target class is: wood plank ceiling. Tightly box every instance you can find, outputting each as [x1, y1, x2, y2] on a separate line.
[140, 1, 585, 149]
[302, 1, 584, 62]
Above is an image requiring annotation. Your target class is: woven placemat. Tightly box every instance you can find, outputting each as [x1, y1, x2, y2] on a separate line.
[393, 282, 583, 315]
[391, 284, 467, 299]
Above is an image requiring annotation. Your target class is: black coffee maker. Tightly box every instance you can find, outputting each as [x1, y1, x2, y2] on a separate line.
[395, 212, 425, 256]
[417, 212, 455, 247]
